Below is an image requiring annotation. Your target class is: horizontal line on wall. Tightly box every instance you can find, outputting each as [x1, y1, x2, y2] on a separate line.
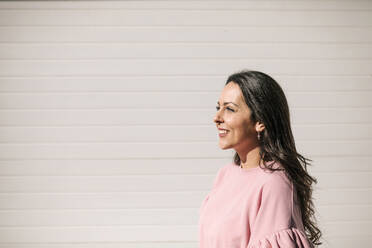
[0, 124, 222, 127]
[0, 57, 372, 62]
[2, 57, 372, 60]
[0, 191, 357, 194]
[0, 155, 366, 159]
[0, 124, 220, 127]
[316, 187, 372, 190]
[1, 221, 370, 228]
[315, 220, 372, 225]
[0, 220, 372, 228]
[1, 41, 372, 45]
[0, 7, 372, 11]
[0, 207, 201, 212]
[0, 140, 366, 145]
[0, 174, 213, 177]
[311, 171, 372, 175]
[318, 203, 372, 207]
[2, 25, 371, 28]
[0, 244, 199, 247]
[0, 157, 230, 161]
[0, 171, 370, 177]
[0, 90, 370, 94]
[1, 25, 371, 28]
[0, 123, 371, 126]
[0, 91, 223, 93]
[0, 155, 369, 161]
[0, 139, 370, 144]
[0, 158, 217, 163]
[0, 205, 363, 212]
[0, 4, 370, 10]
[0, 188, 370, 194]
[0, 74, 229, 77]
[0, 224, 198, 228]
[2, 170, 349, 174]
[0, 74, 370, 78]
[0, 107, 370, 110]
[0, 123, 369, 127]
[1, 58, 372, 61]
[0, 193, 193, 196]
[0, 243, 198, 246]
[0, 90, 371, 93]
[0, 170, 368, 176]
[0, 74, 370, 77]
[0, 205, 370, 211]
[0, 242, 198, 245]
[0, 192, 204, 195]
[1, 174, 364, 177]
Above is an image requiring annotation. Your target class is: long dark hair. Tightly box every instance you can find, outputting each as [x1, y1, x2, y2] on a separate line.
[226, 70, 322, 246]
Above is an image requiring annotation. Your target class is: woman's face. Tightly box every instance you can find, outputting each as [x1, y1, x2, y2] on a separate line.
[213, 82, 258, 151]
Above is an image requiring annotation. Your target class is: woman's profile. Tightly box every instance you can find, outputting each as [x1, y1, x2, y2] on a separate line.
[198, 70, 322, 247]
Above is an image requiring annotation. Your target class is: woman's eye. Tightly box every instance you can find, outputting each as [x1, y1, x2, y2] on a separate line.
[215, 106, 234, 112]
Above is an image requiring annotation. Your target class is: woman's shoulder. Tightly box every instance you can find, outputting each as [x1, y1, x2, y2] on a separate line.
[213, 161, 292, 190]
[260, 162, 292, 191]
[217, 161, 237, 174]
[210, 162, 233, 188]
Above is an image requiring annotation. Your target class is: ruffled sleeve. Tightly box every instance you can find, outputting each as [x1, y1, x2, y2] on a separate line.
[247, 227, 314, 248]
[247, 172, 314, 248]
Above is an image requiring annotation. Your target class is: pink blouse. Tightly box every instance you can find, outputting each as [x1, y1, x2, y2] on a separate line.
[198, 162, 314, 248]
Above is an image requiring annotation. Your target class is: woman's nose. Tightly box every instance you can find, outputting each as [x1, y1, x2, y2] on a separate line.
[214, 110, 223, 124]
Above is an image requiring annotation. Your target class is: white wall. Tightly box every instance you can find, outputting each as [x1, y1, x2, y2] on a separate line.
[0, 1, 371, 247]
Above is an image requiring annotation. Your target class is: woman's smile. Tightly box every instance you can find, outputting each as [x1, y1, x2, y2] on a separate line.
[218, 130, 228, 137]
[218, 128, 229, 137]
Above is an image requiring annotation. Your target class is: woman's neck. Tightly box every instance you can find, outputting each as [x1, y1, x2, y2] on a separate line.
[238, 146, 263, 169]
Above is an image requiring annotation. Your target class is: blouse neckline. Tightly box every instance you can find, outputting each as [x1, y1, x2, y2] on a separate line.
[231, 163, 262, 173]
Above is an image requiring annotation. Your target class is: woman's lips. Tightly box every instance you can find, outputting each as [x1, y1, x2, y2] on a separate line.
[218, 130, 229, 137]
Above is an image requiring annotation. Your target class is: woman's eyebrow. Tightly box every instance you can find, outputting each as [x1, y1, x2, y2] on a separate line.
[217, 101, 239, 107]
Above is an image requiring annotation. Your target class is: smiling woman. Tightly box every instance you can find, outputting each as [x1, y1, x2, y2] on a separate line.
[198, 70, 322, 248]
[214, 82, 264, 170]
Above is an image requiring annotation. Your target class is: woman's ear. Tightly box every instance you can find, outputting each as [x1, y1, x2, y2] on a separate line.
[255, 122, 265, 132]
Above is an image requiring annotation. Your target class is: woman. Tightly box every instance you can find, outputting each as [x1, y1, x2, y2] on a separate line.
[198, 70, 322, 248]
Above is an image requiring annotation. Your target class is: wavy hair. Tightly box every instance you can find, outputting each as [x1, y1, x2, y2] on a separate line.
[225, 70, 322, 246]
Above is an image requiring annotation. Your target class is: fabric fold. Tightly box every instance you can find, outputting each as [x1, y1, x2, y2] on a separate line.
[247, 227, 314, 248]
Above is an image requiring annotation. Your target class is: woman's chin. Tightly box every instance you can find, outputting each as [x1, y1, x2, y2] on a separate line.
[218, 142, 232, 150]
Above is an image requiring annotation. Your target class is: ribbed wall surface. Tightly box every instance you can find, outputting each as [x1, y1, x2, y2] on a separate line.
[0, 1, 371, 247]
